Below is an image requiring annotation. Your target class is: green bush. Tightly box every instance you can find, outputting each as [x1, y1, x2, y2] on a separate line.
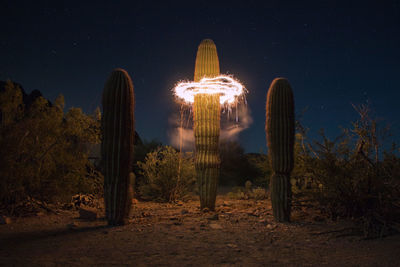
[137, 146, 196, 202]
[0, 81, 102, 209]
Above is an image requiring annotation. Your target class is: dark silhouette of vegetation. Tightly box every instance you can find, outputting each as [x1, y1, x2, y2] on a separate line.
[294, 104, 400, 237]
[0, 81, 102, 212]
[220, 141, 271, 187]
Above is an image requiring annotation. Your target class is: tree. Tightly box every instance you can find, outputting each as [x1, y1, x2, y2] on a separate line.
[0, 82, 102, 210]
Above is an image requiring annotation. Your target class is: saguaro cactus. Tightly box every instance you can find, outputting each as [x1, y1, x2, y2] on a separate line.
[265, 78, 295, 222]
[101, 68, 135, 225]
[193, 39, 221, 210]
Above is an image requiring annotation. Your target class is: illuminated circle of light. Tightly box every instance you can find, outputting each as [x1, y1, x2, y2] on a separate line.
[174, 75, 245, 105]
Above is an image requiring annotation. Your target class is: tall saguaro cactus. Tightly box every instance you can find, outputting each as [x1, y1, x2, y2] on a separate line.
[101, 68, 135, 225]
[265, 78, 295, 222]
[193, 39, 221, 210]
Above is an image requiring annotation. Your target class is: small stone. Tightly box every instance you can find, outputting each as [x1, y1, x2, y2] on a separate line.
[202, 208, 210, 213]
[79, 207, 97, 221]
[67, 222, 78, 229]
[0, 215, 12, 225]
[227, 243, 237, 248]
[62, 203, 74, 210]
[313, 215, 325, 222]
[207, 214, 219, 220]
[181, 209, 189, 215]
[259, 219, 268, 225]
[209, 223, 223, 230]
[266, 224, 274, 229]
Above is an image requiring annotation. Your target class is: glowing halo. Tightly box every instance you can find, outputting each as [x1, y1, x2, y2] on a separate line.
[174, 75, 245, 105]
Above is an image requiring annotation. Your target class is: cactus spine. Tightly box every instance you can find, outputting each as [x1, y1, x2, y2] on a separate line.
[101, 68, 135, 225]
[265, 78, 295, 222]
[193, 39, 221, 210]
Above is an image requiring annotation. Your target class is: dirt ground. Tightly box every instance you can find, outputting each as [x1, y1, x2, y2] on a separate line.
[1, 194, 399, 266]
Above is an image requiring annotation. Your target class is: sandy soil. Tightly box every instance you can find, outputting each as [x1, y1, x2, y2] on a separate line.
[1, 195, 399, 266]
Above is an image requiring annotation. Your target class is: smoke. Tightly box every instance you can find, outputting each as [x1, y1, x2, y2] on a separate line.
[168, 102, 252, 151]
[220, 103, 253, 141]
[168, 108, 195, 151]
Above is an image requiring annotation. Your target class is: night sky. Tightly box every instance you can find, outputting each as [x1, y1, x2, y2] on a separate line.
[1, 1, 399, 153]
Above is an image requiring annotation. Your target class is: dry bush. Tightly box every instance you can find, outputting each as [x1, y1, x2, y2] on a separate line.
[296, 104, 400, 238]
[0, 81, 102, 212]
[137, 146, 196, 202]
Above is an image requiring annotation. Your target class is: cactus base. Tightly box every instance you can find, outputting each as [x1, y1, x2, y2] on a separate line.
[197, 167, 219, 210]
[270, 173, 292, 222]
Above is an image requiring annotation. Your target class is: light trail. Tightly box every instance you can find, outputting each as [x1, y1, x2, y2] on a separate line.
[173, 75, 245, 105]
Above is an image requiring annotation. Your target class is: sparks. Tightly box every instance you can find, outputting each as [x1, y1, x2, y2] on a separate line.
[174, 75, 245, 105]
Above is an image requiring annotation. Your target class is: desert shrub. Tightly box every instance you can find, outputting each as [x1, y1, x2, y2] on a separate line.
[219, 140, 248, 186]
[0, 81, 102, 210]
[220, 140, 272, 187]
[132, 139, 162, 194]
[252, 187, 268, 200]
[137, 146, 196, 202]
[297, 104, 400, 237]
[244, 153, 271, 188]
[227, 182, 268, 200]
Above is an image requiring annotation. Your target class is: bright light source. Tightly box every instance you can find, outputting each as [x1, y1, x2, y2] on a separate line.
[174, 75, 245, 105]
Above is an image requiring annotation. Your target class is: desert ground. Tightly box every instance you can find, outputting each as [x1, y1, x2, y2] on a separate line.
[1, 193, 399, 267]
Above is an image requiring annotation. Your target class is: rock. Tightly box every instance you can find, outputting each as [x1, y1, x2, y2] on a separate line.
[72, 194, 95, 207]
[222, 201, 230, 207]
[266, 224, 274, 229]
[79, 206, 97, 221]
[227, 243, 241, 252]
[62, 203, 74, 210]
[207, 214, 219, 220]
[209, 223, 223, 230]
[0, 215, 11, 225]
[67, 222, 79, 229]
[313, 215, 325, 222]
[181, 209, 189, 215]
